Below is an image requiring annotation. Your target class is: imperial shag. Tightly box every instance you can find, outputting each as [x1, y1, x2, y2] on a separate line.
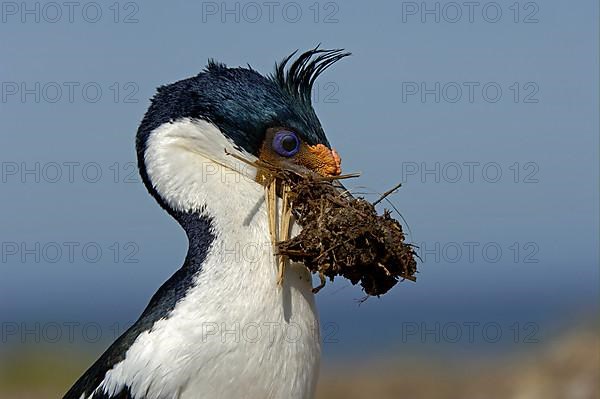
[63, 48, 349, 399]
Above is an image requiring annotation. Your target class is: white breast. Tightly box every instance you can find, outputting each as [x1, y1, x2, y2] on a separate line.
[95, 119, 320, 399]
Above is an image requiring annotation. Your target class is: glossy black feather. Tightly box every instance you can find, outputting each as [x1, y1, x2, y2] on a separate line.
[271, 46, 351, 107]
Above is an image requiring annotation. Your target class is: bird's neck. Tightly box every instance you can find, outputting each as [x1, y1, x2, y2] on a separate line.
[100, 204, 321, 399]
[157, 188, 321, 399]
[124, 119, 321, 398]
[173, 174, 310, 295]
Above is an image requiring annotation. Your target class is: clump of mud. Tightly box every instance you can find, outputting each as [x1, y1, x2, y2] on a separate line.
[276, 174, 417, 296]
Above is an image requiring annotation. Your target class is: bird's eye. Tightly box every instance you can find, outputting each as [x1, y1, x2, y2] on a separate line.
[272, 130, 300, 157]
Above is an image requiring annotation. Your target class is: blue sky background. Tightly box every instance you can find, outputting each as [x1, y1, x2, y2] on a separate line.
[1, 0, 598, 360]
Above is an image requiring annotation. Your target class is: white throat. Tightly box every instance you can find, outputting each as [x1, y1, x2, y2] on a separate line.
[97, 119, 320, 399]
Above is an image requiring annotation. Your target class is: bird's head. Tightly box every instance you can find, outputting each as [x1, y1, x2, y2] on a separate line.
[136, 48, 349, 224]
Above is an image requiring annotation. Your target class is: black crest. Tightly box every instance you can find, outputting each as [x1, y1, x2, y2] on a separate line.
[272, 46, 351, 107]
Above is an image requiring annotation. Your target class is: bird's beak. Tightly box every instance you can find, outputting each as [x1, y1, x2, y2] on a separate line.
[298, 144, 353, 199]
[297, 143, 342, 177]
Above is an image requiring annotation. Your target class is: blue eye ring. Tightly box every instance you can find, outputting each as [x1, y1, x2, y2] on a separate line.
[272, 130, 300, 157]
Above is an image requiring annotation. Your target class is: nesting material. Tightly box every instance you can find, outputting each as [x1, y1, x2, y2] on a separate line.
[266, 173, 417, 297]
[264, 177, 293, 285]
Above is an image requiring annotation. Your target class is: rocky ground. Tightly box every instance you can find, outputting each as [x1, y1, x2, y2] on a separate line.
[316, 329, 599, 399]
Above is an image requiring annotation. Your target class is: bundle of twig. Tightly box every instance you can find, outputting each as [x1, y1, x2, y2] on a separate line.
[276, 175, 416, 296]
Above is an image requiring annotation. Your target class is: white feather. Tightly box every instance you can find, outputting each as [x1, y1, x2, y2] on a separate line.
[94, 119, 320, 399]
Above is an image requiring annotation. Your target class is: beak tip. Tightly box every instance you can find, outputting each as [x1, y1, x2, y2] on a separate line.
[306, 143, 342, 176]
